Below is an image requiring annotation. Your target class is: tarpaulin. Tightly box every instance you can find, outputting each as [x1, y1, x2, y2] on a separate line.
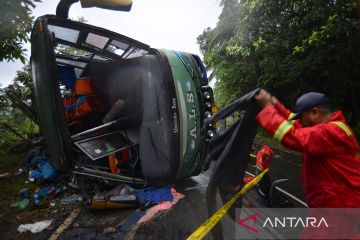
[205, 88, 261, 239]
[205, 88, 260, 187]
[138, 188, 184, 223]
[137, 185, 174, 207]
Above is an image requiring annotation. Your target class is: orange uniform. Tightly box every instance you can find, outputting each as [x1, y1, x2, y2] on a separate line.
[256, 102, 360, 207]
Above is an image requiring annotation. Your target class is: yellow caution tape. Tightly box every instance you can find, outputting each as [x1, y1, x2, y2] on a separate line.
[187, 168, 269, 240]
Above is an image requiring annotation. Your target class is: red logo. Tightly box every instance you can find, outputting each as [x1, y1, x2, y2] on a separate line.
[238, 212, 260, 234]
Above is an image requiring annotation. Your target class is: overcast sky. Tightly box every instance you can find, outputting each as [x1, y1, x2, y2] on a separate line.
[0, 0, 222, 87]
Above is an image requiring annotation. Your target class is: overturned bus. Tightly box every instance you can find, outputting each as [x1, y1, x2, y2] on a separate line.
[30, 0, 216, 185]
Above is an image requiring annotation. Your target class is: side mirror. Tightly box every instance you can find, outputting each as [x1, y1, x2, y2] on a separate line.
[56, 0, 133, 19]
[80, 0, 132, 11]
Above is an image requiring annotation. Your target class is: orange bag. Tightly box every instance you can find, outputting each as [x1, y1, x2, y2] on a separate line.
[108, 153, 120, 174]
[75, 96, 92, 118]
[64, 92, 76, 121]
[74, 78, 92, 95]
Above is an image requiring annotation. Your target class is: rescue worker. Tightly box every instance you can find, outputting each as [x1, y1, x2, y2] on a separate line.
[254, 89, 360, 208]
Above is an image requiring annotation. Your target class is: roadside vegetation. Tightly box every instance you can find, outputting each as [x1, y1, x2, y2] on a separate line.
[199, 0, 360, 138]
[1, 0, 41, 155]
[0, 64, 38, 155]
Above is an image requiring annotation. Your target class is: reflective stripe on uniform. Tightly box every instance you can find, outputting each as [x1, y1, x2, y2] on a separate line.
[288, 112, 296, 120]
[273, 120, 294, 142]
[331, 121, 352, 136]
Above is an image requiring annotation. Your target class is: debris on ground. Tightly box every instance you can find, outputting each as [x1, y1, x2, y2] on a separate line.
[19, 188, 30, 199]
[4, 146, 189, 239]
[34, 184, 63, 205]
[28, 158, 59, 182]
[104, 184, 136, 197]
[19, 146, 44, 172]
[138, 187, 185, 223]
[137, 185, 174, 208]
[60, 194, 82, 205]
[58, 186, 185, 239]
[85, 183, 139, 209]
[10, 188, 31, 210]
[17, 219, 53, 233]
[10, 198, 30, 210]
[0, 171, 19, 178]
[90, 194, 138, 209]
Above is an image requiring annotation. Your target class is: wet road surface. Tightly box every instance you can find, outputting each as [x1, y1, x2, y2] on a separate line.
[128, 144, 305, 239]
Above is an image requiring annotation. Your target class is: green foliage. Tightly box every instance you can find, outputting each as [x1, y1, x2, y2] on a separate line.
[11, 64, 33, 102]
[0, 64, 38, 149]
[0, 0, 41, 63]
[199, 0, 360, 137]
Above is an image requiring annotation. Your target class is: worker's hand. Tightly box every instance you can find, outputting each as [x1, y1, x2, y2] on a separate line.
[255, 89, 273, 108]
[271, 96, 278, 105]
